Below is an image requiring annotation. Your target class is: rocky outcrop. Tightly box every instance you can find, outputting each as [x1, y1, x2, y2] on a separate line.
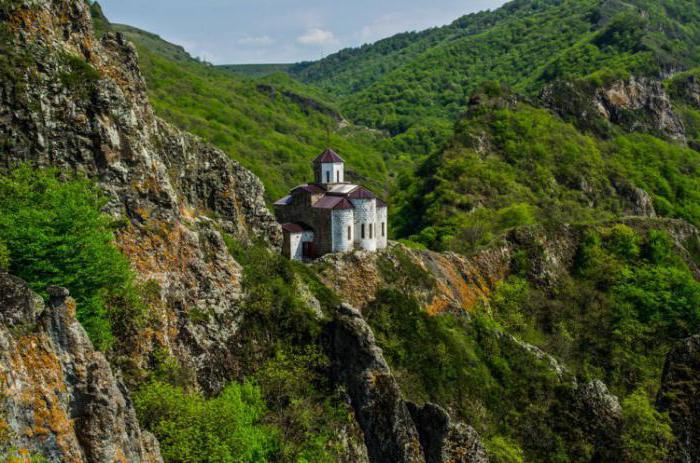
[542, 76, 687, 142]
[0, 0, 280, 392]
[407, 402, 488, 463]
[316, 243, 511, 313]
[326, 304, 424, 463]
[325, 303, 489, 463]
[0, 272, 162, 463]
[317, 218, 700, 314]
[658, 335, 700, 463]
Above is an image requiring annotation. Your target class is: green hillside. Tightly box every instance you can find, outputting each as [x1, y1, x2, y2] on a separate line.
[90, 4, 389, 202]
[393, 83, 700, 252]
[218, 64, 293, 78]
[291, 0, 700, 134]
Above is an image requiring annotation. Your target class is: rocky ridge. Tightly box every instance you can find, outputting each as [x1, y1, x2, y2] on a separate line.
[542, 75, 688, 142]
[0, 0, 280, 394]
[0, 272, 162, 463]
[325, 304, 489, 463]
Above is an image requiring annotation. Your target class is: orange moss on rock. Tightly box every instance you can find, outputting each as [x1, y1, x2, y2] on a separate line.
[3, 334, 84, 463]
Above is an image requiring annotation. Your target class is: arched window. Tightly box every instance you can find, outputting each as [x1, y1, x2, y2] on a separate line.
[361, 224, 365, 239]
[382, 222, 385, 237]
[347, 226, 351, 240]
[369, 224, 373, 239]
[336, 171, 340, 183]
[325, 171, 330, 183]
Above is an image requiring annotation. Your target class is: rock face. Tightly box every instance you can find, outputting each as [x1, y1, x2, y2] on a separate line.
[0, 273, 162, 463]
[0, 0, 280, 392]
[325, 304, 489, 463]
[326, 304, 424, 463]
[658, 335, 700, 463]
[316, 243, 511, 314]
[542, 76, 686, 142]
[407, 402, 489, 463]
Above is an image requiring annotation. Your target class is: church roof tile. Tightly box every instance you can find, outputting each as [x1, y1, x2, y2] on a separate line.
[313, 148, 344, 164]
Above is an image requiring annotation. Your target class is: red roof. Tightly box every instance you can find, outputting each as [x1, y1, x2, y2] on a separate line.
[312, 196, 354, 210]
[313, 148, 344, 164]
[376, 198, 388, 208]
[292, 184, 325, 194]
[281, 223, 304, 233]
[347, 186, 376, 200]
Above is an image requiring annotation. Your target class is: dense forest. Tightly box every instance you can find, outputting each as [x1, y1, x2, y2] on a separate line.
[1, 0, 700, 462]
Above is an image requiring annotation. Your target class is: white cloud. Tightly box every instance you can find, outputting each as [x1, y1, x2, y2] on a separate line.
[296, 28, 337, 46]
[237, 35, 275, 46]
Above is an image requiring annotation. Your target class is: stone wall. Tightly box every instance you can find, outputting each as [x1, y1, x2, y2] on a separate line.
[332, 209, 355, 253]
[376, 206, 388, 249]
[352, 199, 377, 251]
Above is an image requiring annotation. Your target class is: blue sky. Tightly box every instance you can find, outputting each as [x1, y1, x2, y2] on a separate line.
[98, 0, 508, 64]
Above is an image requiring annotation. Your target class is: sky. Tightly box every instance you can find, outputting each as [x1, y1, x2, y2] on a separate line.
[98, 0, 508, 65]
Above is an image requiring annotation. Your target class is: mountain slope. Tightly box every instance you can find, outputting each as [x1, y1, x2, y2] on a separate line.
[392, 82, 700, 252]
[90, 4, 389, 201]
[291, 0, 700, 133]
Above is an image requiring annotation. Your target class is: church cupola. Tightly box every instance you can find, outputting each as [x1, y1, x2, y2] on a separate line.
[313, 148, 344, 185]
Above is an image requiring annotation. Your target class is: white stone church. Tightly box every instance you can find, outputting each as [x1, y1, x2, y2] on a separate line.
[274, 149, 388, 260]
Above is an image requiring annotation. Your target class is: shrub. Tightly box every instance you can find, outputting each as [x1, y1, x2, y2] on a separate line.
[0, 166, 143, 349]
[134, 381, 278, 463]
[620, 390, 673, 463]
[486, 436, 525, 463]
[0, 240, 8, 271]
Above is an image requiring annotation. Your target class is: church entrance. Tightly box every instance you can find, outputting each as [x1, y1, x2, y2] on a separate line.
[302, 241, 316, 259]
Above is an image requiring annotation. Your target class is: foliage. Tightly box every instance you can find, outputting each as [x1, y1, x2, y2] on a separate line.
[99, 20, 388, 201]
[620, 389, 674, 462]
[364, 224, 698, 461]
[0, 240, 8, 271]
[134, 380, 278, 463]
[0, 166, 145, 349]
[221, 237, 352, 462]
[394, 101, 700, 252]
[292, 0, 700, 135]
[486, 436, 525, 463]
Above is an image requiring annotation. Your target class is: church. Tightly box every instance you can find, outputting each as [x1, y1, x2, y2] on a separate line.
[274, 149, 388, 260]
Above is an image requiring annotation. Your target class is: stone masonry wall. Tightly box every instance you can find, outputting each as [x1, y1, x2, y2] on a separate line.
[352, 199, 377, 251]
[332, 208, 355, 253]
[376, 206, 388, 249]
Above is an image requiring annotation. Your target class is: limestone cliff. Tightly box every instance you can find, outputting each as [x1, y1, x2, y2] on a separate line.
[0, 0, 280, 393]
[0, 272, 162, 463]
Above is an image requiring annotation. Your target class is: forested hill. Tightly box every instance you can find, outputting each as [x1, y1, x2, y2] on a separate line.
[88, 2, 388, 201]
[290, 0, 700, 133]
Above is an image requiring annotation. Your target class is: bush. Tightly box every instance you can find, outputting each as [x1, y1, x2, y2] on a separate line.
[620, 390, 673, 463]
[0, 166, 143, 349]
[486, 436, 525, 463]
[0, 240, 8, 271]
[134, 381, 278, 463]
